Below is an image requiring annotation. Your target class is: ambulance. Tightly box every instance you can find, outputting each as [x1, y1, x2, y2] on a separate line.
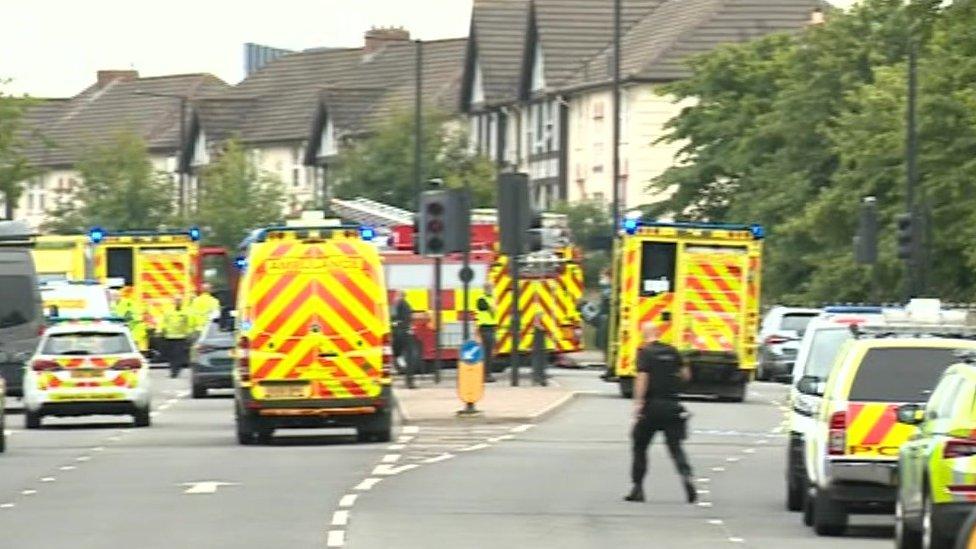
[233, 224, 393, 445]
[31, 235, 89, 282]
[607, 220, 764, 401]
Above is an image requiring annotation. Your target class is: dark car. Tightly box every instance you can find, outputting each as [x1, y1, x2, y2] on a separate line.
[0, 234, 44, 397]
[190, 314, 235, 398]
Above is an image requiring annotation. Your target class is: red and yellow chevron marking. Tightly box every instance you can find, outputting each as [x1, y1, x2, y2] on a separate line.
[680, 256, 744, 353]
[242, 237, 389, 401]
[843, 402, 917, 458]
[136, 251, 192, 327]
[37, 355, 139, 390]
[614, 244, 641, 377]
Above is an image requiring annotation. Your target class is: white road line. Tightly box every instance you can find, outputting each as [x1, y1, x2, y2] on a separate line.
[76, 456, 91, 462]
[149, 411, 159, 418]
[92, 447, 105, 452]
[397, 435, 414, 443]
[0, 503, 13, 509]
[386, 444, 406, 450]
[326, 530, 345, 547]
[698, 477, 711, 483]
[708, 519, 724, 525]
[176, 390, 190, 398]
[338, 494, 358, 508]
[726, 457, 740, 463]
[697, 489, 711, 495]
[459, 443, 490, 452]
[743, 448, 756, 454]
[510, 424, 534, 433]
[354, 478, 382, 491]
[698, 501, 713, 508]
[402, 426, 420, 434]
[166, 398, 179, 405]
[495, 434, 515, 441]
[711, 467, 725, 472]
[381, 454, 401, 464]
[332, 510, 350, 526]
[728, 537, 745, 543]
[757, 439, 769, 445]
[40, 477, 55, 483]
[21, 490, 36, 496]
[107, 436, 121, 442]
[423, 453, 455, 464]
[158, 405, 171, 411]
[372, 463, 419, 476]
[59, 466, 76, 471]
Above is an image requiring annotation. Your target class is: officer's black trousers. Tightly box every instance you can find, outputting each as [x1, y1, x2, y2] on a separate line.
[478, 325, 496, 381]
[631, 415, 692, 486]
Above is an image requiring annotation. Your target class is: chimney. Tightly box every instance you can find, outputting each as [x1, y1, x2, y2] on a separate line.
[809, 7, 826, 26]
[97, 70, 139, 88]
[363, 26, 411, 54]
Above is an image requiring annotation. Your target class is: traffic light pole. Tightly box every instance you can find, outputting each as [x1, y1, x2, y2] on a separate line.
[433, 256, 442, 384]
[509, 254, 521, 387]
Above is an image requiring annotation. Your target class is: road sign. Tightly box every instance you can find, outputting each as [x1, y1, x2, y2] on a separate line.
[457, 339, 484, 406]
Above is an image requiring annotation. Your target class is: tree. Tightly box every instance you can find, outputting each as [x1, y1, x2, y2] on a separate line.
[332, 109, 496, 210]
[0, 84, 39, 220]
[45, 131, 174, 233]
[552, 200, 614, 288]
[193, 138, 285, 250]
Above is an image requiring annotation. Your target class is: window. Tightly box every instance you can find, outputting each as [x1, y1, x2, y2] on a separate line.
[531, 42, 546, 92]
[292, 148, 302, 187]
[803, 328, 853, 380]
[780, 313, 817, 335]
[929, 376, 965, 419]
[848, 347, 963, 403]
[639, 242, 677, 296]
[0, 275, 37, 328]
[42, 332, 134, 355]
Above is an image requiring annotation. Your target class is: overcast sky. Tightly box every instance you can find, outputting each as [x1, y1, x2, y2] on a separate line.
[2, 0, 855, 98]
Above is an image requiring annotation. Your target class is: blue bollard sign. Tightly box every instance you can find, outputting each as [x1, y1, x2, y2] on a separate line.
[457, 339, 485, 405]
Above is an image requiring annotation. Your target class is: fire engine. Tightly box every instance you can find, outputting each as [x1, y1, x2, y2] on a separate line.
[330, 197, 585, 369]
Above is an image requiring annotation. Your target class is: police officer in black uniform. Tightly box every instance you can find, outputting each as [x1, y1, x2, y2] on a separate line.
[624, 322, 696, 504]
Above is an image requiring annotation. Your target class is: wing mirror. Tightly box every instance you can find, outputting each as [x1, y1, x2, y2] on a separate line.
[796, 375, 825, 397]
[896, 403, 926, 425]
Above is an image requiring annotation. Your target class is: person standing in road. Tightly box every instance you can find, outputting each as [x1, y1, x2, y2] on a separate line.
[161, 298, 192, 379]
[190, 283, 221, 337]
[625, 322, 696, 504]
[390, 290, 414, 378]
[475, 284, 497, 383]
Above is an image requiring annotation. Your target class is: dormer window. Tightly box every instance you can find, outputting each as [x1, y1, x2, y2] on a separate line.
[472, 60, 486, 105]
[531, 42, 546, 92]
[192, 130, 209, 166]
[318, 117, 338, 158]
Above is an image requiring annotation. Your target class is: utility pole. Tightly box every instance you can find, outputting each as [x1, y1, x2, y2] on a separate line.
[904, 40, 919, 299]
[611, 0, 622, 230]
[414, 39, 424, 211]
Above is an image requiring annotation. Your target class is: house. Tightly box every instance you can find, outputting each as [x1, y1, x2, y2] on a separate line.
[461, 0, 826, 211]
[182, 28, 468, 215]
[16, 71, 230, 228]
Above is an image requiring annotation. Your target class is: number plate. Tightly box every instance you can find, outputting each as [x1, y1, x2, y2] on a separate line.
[71, 370, 101, 379]
[263, 383, 308, 399]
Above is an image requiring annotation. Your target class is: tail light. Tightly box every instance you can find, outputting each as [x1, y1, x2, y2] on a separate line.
[381, 333, 392, 378]
[944, 439, 976, 459]
[110, 358, 143, 371]
[237, 336, 250, 382]
[38, 325, 47, 337]
[828, 411, 847, 456]
[31, 359, 60, 372]
[764, 335, 788, 346]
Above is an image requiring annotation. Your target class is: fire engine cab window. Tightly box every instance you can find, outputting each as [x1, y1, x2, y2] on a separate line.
[848, 347, 961, 403]
[106, 247, 134, 287]
[0, 275, 35, 328]
[639, 242, 675, 296]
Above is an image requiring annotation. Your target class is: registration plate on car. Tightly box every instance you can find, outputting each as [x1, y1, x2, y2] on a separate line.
[71, 370, 101, 379]
[263, 383, 308, 399]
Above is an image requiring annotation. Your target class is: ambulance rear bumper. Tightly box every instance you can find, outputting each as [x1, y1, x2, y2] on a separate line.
[236, 386, 392, 416]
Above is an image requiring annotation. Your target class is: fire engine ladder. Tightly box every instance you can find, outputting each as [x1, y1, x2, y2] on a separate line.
[329, 197, 413, 228]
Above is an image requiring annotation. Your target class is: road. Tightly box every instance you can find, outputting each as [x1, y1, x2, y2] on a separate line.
[0, 368, 892, 548]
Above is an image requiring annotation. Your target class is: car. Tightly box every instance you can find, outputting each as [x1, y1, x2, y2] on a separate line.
[805, 325, 976, 537]
[190, 313, 235, 398]
[39, 280, 113, 320]
[757, 306, 820, 382]
[895, 361, 976, 549]
[23, 320, 152, 429]
[0, 236, 44, 397]
[785, 306, 889, 512]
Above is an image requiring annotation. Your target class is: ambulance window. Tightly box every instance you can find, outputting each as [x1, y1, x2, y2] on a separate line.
[848, 347, 961, 403]
[639, 242, 675, 296]
[106, 248, 134, 286]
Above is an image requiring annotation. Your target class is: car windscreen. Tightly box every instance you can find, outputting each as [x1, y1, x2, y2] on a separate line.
[781, 313, 817, 334]
[42, 332, 134, 355]
[804, 327, 854, 379]
[0, 274, 36, 328]
[848, 347, 964, 403]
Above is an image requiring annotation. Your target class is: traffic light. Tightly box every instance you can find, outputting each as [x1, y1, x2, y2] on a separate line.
[497, 173, 531, 256]
[896, 212, 917, 262]
[526, 212, 544, 252]
[417, 188, 470, 256]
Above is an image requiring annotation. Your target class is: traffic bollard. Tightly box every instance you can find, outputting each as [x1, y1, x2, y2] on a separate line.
[531, 322, 547, 387]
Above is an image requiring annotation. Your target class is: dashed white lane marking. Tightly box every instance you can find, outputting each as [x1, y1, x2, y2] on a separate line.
[698, 477, 711, 483]
[698, 501, 713, 508]
[386, 444, 406, 450]
[401, 426, 419, 434]
[711, 467, 725, 472]
[496, 434, 515, 441]
[729, 537, 745, 543]
[397, 435, 414, 443]
[166, 398, 179, 405]
[338, 494, 358, 508]
[743, 448, 756, 454]
[76, 456, 91, 462]
[381, 454, 401, 464]
[21, 490, 36, 496]
[354, 478, 382, 491]
[459, 443, 490, 452]
[331, 510, 350, 526]
[708, 519, 724, 525]
[158, 404, 171, 411]
[92, 447, 105, 452]
[423, 453, 455, 464]
[510, 424, 534, 433]
[59, 466, 76, 471]
[107, 436, 121, 442]
[725, 457, 740, 463]
[40, 477, 55, 483]
[697, 489, 711, 495]
[372, 463, 419, 476]
[0, 503, 13, 509]
[326, 530, 345, 547]
[757, 439, 769, 445]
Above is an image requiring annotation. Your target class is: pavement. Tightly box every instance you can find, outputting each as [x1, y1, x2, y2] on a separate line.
[0, 368, 896, 548]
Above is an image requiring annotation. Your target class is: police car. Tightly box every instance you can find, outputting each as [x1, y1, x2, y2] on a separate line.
[23, 320, 152, 428]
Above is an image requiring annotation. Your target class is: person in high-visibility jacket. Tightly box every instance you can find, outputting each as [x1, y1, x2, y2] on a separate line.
[475, 284, 497, 383]
[189, 283, 221, 335]
[161, 298, 192, 378]
[113, 287, 149, 352]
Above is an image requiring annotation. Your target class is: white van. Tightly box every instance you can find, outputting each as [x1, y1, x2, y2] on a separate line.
[39, 280, 113, 320]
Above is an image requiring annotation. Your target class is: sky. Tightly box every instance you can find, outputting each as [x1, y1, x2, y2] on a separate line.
[2, 0, 856, 99]
[0, 0, 474, 98]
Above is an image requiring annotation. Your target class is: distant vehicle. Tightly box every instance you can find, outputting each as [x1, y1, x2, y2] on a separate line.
[805, 319, 976, 537]
[190, 312, 235, 398]
[39, 280, 113, 320]
[30, 235, 89, 282]
[23, 320, 151, 428]
[0, 227, 44, 398]
[757, 306, 820, 382]
[895, 360, 976, 549]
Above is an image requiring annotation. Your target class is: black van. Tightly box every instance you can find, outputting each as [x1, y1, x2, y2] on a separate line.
[0, 228, 42, 397]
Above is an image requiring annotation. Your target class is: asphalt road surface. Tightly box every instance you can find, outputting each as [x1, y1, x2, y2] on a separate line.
[0, 369, 892, 548]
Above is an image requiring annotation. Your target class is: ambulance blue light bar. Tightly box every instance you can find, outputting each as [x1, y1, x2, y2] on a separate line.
[620, 220, 765, 240]
[359, 226, 375, 241]
[88, 227, 106, 244]
[823, 306, 884, 314]
[234, 256, 247, 271]
[189, 226, 202, 241]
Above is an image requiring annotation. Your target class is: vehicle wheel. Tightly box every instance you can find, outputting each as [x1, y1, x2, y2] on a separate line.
[235, 407, 256, 446]
[719, 381, 747, 403]
[756, 359, 768, 381]
[133, 407, 151, 428]
[619, 376, 634, 399]
[802, 490, 814, 527]
[256, 427, 274, 445]
[786, 468, 805, 512]
[812, 489, 848, 536]
[191, 383, 206, 399]
[357, 410, 393, 443]
[24, 410, 41, 430]
[922, 489, 949, 549]
[0, 411, 6, 453]
[896, 497, 922, 549]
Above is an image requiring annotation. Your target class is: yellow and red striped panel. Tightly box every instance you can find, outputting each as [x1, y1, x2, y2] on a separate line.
[680, 255, 744, 353]
[37, 356, 139, 390]
[242, 237, 389, 400]
[843, 402, 917, 459]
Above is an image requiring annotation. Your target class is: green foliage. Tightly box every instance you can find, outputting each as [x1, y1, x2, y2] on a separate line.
[0, 84, 39, 219]
[45, 132, 174, 233]
[651, 0, 973, 304]
[332, 109, 496, 210]
[552, 200, 613, 288]
[193, 139, 285, 249]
